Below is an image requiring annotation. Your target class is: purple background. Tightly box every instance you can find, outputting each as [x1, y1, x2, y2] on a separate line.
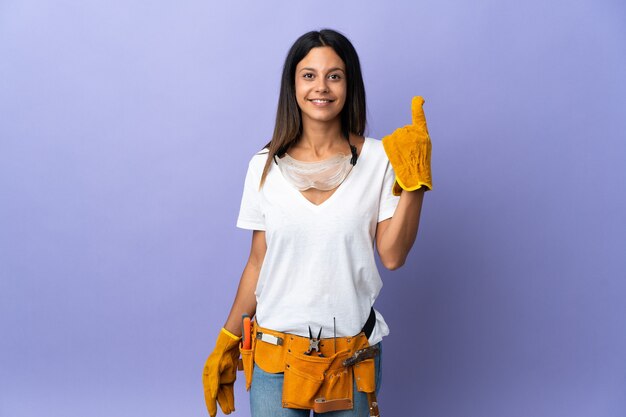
[1, 1, 625, 416]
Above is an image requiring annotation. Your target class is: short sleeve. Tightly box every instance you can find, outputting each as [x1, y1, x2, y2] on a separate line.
[378, 160, 400, 222]
[236, 158, 266, 231]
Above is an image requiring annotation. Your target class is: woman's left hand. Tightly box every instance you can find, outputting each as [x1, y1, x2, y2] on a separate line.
[382, 96, 433, 196]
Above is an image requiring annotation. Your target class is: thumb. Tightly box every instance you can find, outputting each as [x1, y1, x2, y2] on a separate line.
[411, 96, 428, 132]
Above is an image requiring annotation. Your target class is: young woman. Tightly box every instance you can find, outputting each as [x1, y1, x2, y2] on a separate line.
[203, 29, 429, 417]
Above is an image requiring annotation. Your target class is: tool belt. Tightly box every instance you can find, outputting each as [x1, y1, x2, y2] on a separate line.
[239, 321, 378, 413]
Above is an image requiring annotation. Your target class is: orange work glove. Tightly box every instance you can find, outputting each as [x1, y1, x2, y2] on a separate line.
[202, 328, 241, 416]
[382, 96, 433, 196]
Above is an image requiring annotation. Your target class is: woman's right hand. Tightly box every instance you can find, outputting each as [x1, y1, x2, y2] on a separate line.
[202, 328, 241, 416]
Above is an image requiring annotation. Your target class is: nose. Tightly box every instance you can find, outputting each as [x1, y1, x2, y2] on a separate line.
[315, 77, 329, 93]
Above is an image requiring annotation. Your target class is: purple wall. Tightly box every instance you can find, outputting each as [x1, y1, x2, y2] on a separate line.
[1, 1, 625, 416]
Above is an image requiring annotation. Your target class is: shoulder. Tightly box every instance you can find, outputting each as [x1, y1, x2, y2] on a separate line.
[363, 137, 390, 162]
[364, 137, 382, 151]
[246, 148, 270, 175]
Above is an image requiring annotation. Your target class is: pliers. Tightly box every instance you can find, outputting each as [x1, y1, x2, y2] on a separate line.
[304, 326, 324, 357]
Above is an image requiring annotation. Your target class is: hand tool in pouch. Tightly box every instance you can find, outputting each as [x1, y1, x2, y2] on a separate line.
[342, 345, 381, 417]
[366, 392, 380, 417]
[238, 314, 252, 371]
[304, 326, 324, 357]
[242, 314, 252, 349]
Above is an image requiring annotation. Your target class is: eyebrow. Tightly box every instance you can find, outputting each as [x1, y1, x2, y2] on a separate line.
[298, 67, 345, 73]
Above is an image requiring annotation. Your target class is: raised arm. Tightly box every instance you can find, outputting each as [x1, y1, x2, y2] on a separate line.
[223, 229, 267, 336]
[375, 188, 425, 270]
[377, 96, 431, 270]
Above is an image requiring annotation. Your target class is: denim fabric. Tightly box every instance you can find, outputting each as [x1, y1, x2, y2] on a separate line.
[250, 343, 382, 417]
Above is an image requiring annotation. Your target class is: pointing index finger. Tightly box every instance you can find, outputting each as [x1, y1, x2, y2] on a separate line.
[411, 96, 427, 129]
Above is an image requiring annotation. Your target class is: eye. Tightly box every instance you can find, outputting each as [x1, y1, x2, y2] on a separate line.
[302, 73, 314, 79]
[328, 73, 342, 80]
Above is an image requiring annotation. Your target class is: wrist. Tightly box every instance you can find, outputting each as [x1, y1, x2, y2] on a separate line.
[221, 327, 241, 341]
[402, 187, 426, 195]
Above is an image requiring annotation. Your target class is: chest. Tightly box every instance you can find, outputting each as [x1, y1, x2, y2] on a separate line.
[298, 188, 338, 206]
[259, 165, 382, 241]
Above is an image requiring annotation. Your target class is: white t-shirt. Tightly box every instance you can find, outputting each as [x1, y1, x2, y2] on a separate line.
[236, 137, 400, 345]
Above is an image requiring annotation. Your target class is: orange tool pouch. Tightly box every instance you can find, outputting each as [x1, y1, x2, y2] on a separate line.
[240, 322, 376, 412]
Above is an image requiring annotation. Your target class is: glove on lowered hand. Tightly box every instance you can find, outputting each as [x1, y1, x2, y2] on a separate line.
[203, 328, 241, 417]
[382, 96, 433, 196]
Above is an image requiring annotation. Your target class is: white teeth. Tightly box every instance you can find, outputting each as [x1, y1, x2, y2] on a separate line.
[311, 99, 331, 103]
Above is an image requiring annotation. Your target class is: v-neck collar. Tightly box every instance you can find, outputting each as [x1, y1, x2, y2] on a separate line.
[276, 138, 370, 210]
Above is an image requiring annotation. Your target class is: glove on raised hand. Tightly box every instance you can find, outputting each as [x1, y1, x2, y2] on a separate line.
[382, 96, 433, 196]
[203, 328, 241, 417]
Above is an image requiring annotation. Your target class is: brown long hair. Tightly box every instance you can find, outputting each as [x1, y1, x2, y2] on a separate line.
[259, 29, 367, 187]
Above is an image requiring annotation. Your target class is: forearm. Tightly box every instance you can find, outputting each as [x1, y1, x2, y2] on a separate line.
[377, 188, 425, 269]
[223, 261, 260, 336]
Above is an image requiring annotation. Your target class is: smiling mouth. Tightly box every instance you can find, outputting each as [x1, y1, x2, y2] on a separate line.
[308, 99, 335, 104]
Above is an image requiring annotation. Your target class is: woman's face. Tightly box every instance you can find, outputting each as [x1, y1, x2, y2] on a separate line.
[294, 46, 347, 126]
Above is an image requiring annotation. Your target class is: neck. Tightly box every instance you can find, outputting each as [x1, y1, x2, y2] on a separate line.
[298, 119, 346, 158]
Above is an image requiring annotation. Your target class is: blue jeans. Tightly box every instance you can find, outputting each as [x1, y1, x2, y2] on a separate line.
[250, 343, 382, 417]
